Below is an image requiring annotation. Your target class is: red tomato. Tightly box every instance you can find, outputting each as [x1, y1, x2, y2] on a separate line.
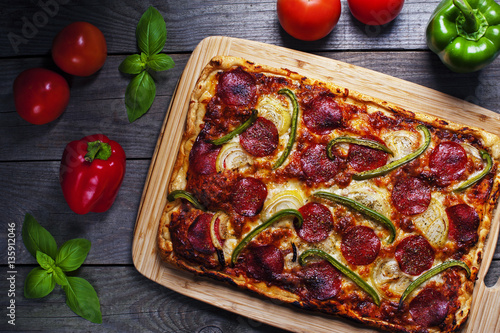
[52, 22, 107, 76]
[13, 68, 70, 125]
[277, 0, 341, 41]
[348, 0, 404, 26]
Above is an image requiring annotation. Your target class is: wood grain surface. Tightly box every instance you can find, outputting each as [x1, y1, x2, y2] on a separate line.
[1, 1, 500, 332]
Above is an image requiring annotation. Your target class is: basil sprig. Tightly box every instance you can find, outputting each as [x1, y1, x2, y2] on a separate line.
[22, 213, 102, 324]
[119, 6, 175, 123]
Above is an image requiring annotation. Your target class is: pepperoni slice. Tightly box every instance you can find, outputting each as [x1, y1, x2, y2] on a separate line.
[187, 213, 215, 254]
[231, 177, 267, 216]
[392, 176, 431, 216]
[303, 94, 342, 135]
[395, 235, 434, 275]
[446, 203, 480, 247]
[295, 202, 333, 243]
[341, 226, 381, 265]
[429, 141, 467, 186]
[409, 288, 449, 328]
[245, 244, 284, 280]
[217, 67, 256, 106]
[301, 260, 341, 301]
[189, 135, 221, 175]
[300, 144, 341, 183]
[240, 117, 279, 157]
[348, 137, 389, 172]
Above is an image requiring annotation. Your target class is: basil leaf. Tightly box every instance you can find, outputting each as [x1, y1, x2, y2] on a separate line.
[118, 54, 145, 74]
[125, 70, 156, 122]
[22, 213, 57, 260]
[24, 267, 55, 299]
[147, 53, 175, 72]
[56, 238, 91, 272]
[53, 266, 69, 286]
[36, 251, 56, 272]
[63, 276, 102, 324]
[136, 6, 166, 56]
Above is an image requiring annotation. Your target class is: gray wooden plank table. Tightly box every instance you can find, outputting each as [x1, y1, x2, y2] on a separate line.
[1, 1, 499, 332]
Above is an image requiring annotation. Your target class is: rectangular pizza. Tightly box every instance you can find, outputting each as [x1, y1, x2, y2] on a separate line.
[157, 56, 500, 333]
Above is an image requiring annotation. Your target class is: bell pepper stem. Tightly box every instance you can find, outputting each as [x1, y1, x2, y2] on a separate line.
[453, 0, 479, 33]
[85, 140, 112, 162]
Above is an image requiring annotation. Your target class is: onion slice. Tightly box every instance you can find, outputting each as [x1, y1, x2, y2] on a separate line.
[370, 258, 411, 300]
[215, 142, 252, 172]
[209, 212, 227, 250]
[413, 197, 448, 247]
[262, 189, 305, 221]
[257, 95, 292, 135]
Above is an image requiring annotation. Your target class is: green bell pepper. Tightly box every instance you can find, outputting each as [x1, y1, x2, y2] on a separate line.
[426, 0, 500, 73]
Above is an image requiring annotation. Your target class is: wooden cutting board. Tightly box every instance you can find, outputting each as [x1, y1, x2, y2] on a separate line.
[132, 36, 500, 333]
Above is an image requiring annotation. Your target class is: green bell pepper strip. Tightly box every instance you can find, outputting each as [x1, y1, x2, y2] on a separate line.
[326, 136, 394, 161]
[454, 149, 492, 192]
[398, 260, 471, 309]
[426, 0, 500, 73]
[167, 190, 206, 211]
[312, 191, 396, 244]
[299, 249, 381, 306]
[273, 88, 299, 170]
[231, 209, 303, 265]
[209, 109, 258, 145]
[352, 125, 431, 180]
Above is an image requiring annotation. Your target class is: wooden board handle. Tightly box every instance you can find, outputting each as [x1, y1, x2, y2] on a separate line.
[464, 278, 500, 332]
[464, 201, 500, 332]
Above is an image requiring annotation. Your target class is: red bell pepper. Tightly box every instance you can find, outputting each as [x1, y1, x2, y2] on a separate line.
[60, 134, 126, 214]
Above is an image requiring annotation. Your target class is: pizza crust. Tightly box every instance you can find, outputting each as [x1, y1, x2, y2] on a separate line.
[158, 56, 500, 333]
